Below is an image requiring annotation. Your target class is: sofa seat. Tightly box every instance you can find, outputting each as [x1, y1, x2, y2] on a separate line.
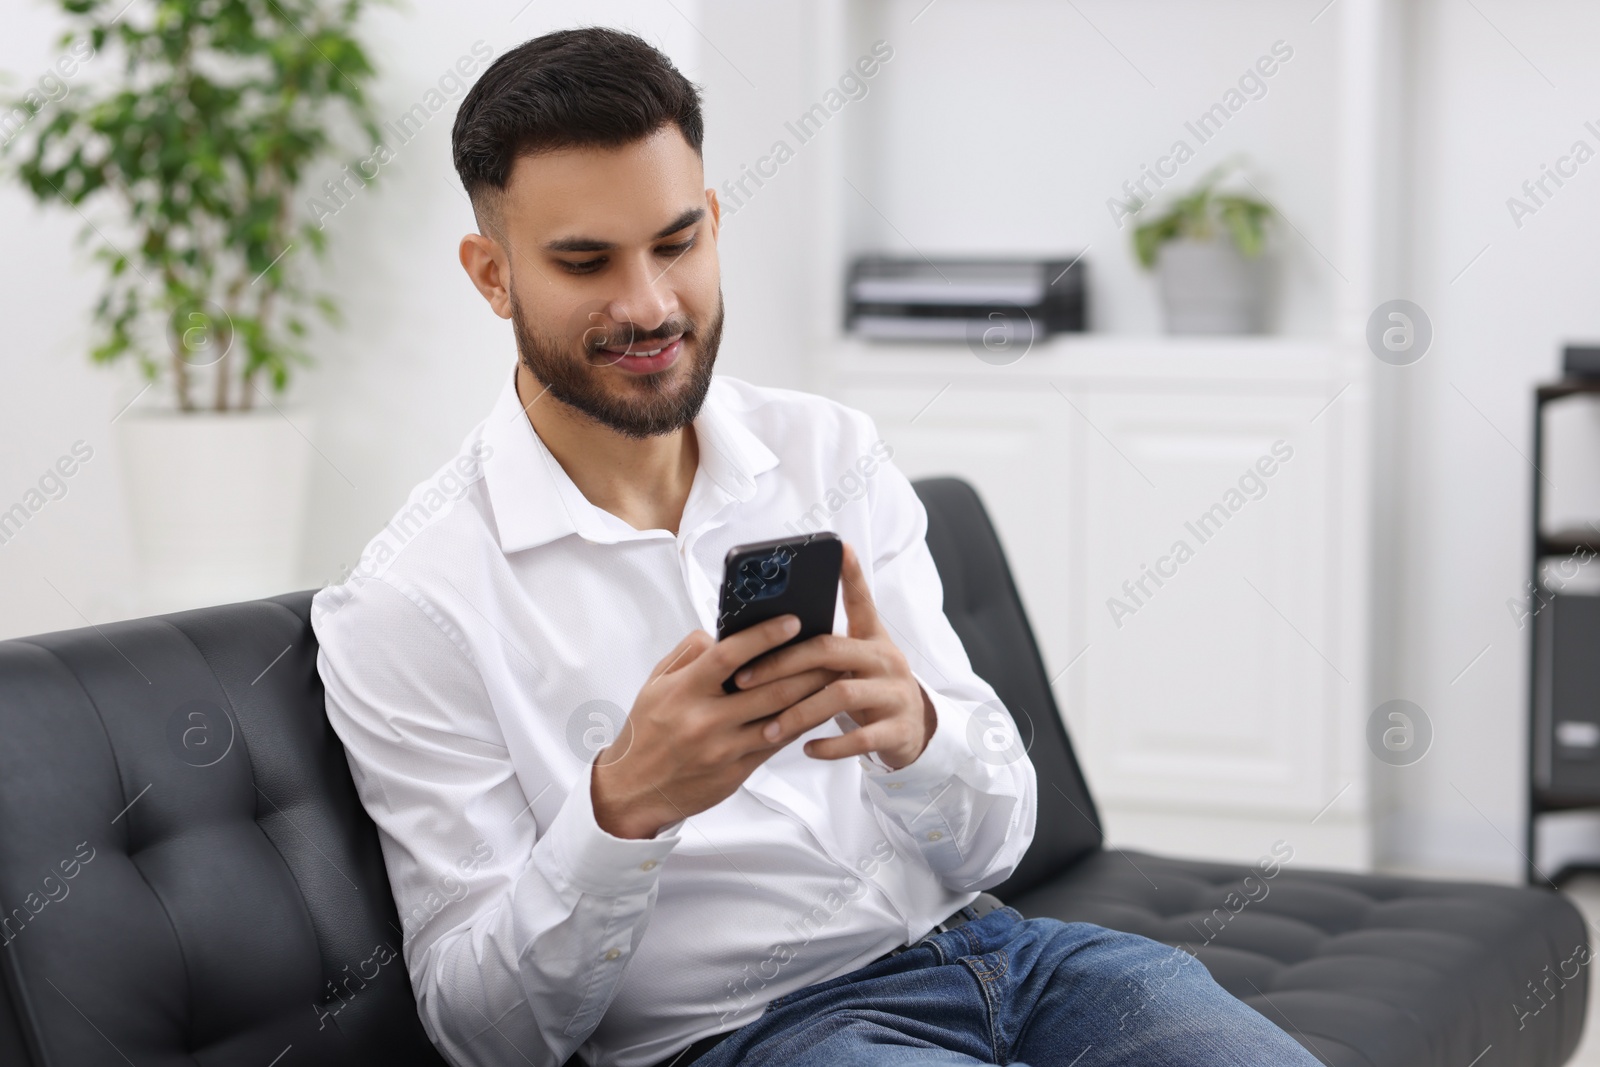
[1010, 848, 1589, 1067]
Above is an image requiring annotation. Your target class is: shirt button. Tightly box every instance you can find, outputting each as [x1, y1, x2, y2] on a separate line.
[603, 948, 622, 961]
[927, 830, 944, 842]
[640, 860, 658, 871]
[886, 782, 905, 790]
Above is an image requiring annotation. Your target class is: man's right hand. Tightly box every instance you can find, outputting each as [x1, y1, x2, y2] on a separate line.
[591, 614, 840, 840]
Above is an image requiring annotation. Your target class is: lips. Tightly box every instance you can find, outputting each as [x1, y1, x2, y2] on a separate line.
[598, 335, 682, 358]
[599, 336, 684, 375]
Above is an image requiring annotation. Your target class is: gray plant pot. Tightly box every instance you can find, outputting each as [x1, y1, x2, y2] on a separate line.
[1156, 236, 1268, 335]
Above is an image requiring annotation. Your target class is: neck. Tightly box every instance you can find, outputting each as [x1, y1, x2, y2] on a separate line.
[514, 362, 699, 535]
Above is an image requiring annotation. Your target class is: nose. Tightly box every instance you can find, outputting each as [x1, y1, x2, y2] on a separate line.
[601, 254, 679, 340]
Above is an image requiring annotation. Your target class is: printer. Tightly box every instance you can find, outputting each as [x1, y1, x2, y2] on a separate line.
[844, 255, 1087, 343]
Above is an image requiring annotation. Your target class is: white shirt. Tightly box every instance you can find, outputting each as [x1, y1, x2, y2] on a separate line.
[310, 367, 1037, 1067]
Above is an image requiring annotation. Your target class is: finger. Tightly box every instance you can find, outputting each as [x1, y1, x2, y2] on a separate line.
[760, 676, 900, 746]
[724, 666, 842, 735]
[731, 632, 880, 692]
[801, 719, 903, 761]
[839, 541, 884, 641]
[691, 613, 802, 691]
[650, 629, 713, 682]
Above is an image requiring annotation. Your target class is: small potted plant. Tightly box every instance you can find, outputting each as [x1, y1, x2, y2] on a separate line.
[1130, 162, 1275, 335]
[2, 0, 382, 610]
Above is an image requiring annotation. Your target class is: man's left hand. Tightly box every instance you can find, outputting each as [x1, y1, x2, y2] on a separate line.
[730, 541, 935, 770]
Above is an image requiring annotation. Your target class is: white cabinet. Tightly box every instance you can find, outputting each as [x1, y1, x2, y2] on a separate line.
[834, 336, 1372, 869]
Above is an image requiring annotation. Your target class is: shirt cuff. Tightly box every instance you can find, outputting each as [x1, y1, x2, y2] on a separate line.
[857, 669, 971, 793]
[542, 757, 683, 898]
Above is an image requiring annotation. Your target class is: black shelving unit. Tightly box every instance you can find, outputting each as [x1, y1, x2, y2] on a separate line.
[1526, 371, 1600, 884]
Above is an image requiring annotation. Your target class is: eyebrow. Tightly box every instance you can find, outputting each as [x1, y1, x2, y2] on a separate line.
[543, 206, 706, 254]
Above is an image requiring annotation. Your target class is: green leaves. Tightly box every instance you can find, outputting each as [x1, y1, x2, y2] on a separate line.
[1130, 161, 1275, 271]
[0, 0, 382, 411]
[1215, 195, 1271, 259]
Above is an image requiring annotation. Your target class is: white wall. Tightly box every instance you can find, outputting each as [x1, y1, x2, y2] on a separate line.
[4, 0, 1598, 882]
[0, 1, 141, 634]
[1375, 0, 1600, 880]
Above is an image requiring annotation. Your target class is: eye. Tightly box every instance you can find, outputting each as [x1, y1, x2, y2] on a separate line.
[657, 238, 695, 256]
[561, 259, 604, 275]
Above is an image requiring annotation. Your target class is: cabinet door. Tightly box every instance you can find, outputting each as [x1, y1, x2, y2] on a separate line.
[839, 369, 1366, 854]
[1063, 382, 1355, 816]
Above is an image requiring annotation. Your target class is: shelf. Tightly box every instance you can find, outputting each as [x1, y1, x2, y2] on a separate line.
[827, 334, 1368, 398]
[837, 332, 1351, 356]
[1534, 789, 1600, 813]
[1538, 529, 1600, 558]
[1536, 379, 1600, 402]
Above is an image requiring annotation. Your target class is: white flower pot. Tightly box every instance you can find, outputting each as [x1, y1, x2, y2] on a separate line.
[115, 409, 314, 613]
[1156, 237, 1268, 335]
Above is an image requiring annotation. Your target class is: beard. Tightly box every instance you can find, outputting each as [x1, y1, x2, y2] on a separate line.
[509, 285, 724, 440]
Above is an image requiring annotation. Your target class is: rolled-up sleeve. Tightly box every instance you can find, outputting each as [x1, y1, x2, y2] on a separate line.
[845, 415, 1038, 893]
[312, 576, 680, 1067]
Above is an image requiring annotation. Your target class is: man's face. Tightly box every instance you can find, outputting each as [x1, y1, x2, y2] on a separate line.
[490, 125, 723, 439]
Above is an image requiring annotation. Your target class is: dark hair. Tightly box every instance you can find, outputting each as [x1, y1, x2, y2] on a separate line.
[452, 27, 704, 217]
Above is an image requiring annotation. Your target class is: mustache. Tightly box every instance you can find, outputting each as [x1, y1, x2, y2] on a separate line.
[580, 319, 693, 351]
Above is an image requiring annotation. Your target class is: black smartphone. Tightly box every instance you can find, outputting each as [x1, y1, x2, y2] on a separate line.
[715, 531, 843, 694]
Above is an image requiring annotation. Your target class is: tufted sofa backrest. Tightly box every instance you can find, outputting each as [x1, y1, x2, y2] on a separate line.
[0, 592, 447, 1066]
[911, 477, 1105, 898]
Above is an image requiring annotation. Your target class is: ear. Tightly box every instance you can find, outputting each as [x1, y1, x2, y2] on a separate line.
[705, 185, 721, 241]
[459, 230, 512, 320]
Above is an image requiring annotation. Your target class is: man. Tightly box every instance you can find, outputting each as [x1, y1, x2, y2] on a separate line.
[311, 25, 1323, 1067]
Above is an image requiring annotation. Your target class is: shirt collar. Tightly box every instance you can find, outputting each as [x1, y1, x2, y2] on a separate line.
[480, 366, 780, 554]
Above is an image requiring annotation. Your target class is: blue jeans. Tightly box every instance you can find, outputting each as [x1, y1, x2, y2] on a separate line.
[693, 905, 1322, 1066]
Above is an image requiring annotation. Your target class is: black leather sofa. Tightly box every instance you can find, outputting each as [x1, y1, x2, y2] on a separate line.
[0, 476, 1587, 1066]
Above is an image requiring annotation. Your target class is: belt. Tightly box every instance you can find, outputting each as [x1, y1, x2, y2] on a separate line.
[871, 890, 1006, 966]
[650, 893, 1006, 1067]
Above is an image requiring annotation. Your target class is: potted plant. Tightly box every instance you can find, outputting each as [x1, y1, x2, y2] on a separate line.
[1130, 162, 1275, 335]
[2, 0, 381, 611]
